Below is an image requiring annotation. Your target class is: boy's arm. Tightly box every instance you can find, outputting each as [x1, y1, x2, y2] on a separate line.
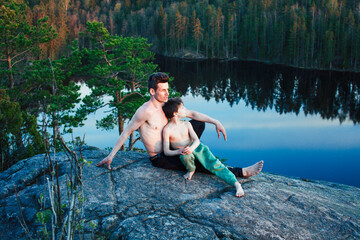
[183, 122, 200, 154]
[163, 127, 184, 156]
[185, 108, 227, 141]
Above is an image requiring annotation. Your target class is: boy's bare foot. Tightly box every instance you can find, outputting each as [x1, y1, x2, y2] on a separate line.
[242, 161, 263, 178]
[95, 156, 112, 170]
[234, 182, 244, 197]
[184, 171, 195, 180]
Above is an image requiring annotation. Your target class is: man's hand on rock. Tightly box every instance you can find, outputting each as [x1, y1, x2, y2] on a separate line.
[95, 156, 112, 170]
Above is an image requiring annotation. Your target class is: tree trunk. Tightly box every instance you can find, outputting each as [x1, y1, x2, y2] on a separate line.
[127, 78, 136, 150]
[197, 40, 199, 55]
[116, 90, 125, 151]
[165, 29, 167, 54]
[118, 114, 125, 151]
[6, 49, 14, 88]
[128, 132, 134, 151]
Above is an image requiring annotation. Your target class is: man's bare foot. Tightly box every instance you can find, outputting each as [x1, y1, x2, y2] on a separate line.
[95, 156, 112, 170]
[242, 160, 264, 178]
[183, 171, 195, 180]
[234, 182, 244, 197]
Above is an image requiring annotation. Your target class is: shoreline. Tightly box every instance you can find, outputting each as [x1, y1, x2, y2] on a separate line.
[157, 53, 360, 74]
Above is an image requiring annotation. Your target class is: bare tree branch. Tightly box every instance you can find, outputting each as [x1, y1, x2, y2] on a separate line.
[99, 39, 112, 67]
[11, 57, 26, 67]
[14, 185, 34, 240]
[119, 91, 145, 103]
[11, 48, 31, 61]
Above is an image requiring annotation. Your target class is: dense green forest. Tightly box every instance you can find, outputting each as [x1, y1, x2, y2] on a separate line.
[1, 0, 360, 169]
[20, 0, 360, 71]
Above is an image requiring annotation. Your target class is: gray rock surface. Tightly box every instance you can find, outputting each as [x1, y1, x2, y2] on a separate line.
[1, 146, 359, 239]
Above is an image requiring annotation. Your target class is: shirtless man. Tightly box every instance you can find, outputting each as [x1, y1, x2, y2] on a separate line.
[96, 72, 263, 179]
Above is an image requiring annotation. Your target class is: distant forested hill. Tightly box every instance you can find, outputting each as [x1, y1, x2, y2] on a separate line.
[26, 0, 360, 71]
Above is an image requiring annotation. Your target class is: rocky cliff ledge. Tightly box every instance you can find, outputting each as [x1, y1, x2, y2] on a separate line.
[1, 146, 359, 239]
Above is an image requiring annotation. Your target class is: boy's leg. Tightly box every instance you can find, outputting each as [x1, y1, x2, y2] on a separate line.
[189, 120, 211, 174]
[180, 154, 196, 172]
[189, 120, 244, 177]
[193, 143, 238, 186]
[180, 154, 196, 180]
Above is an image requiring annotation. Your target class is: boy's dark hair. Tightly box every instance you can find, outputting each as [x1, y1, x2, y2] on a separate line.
[148, 72, 169, 91]
[162, 97, 183, 119]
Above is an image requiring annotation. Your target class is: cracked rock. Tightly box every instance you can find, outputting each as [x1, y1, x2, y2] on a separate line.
[0, 146, 359, 239]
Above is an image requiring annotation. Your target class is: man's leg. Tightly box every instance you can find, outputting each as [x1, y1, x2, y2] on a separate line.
[189, 120, 205, 138]
[227, 166, 244, 178]
[151, 154, 187, 171]
[189, 120, 244, 177]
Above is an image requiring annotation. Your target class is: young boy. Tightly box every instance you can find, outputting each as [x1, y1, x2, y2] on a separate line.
[162, 98, 245, 197]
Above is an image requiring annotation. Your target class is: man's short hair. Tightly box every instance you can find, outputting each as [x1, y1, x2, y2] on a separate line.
[148, 72, 169, 91]
[162, 97, 183, 119]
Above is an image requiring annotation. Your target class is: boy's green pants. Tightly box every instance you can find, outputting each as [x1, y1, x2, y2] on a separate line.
[180, 143, 238, 186]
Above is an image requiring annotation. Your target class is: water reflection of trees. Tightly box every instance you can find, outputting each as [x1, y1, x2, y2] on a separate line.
[157, 57, 360, 124]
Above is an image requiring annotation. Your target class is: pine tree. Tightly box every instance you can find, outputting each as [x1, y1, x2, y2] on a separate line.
[0, 90, 43, 170]
[175, 11, 183, 50]
[325, 30, 335, 69]
[79, 21, 157, 150]
[193, 18, 203, 55]
[0, 0, 56, 88]
[215, 7, 223, 56]
[228, 14, 235, 57]
[163, 13, 168, 54]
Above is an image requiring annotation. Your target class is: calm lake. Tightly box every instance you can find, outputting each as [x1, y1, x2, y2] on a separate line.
[78, 56, 360, 188]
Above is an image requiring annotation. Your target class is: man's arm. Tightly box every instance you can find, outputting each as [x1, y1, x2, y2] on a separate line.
[95, 106, 148, 169]
[185, 108, 227, 141]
